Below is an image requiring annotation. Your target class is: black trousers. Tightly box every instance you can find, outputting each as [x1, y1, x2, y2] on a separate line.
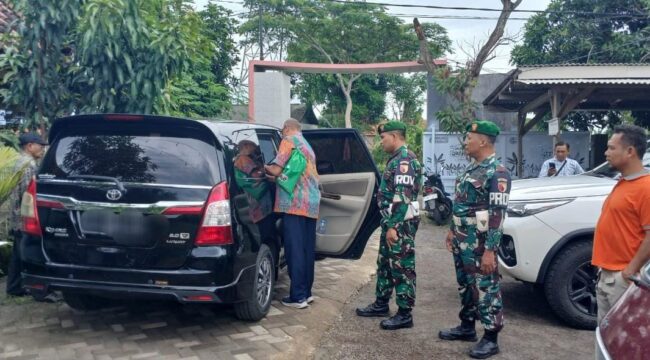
[283, 214, 316, 302]
[6, 230, 25, 296]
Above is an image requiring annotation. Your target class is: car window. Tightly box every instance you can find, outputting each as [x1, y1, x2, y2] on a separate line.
[41, 127, 221, 186]
[257, 132, 278, 164]
[304, 131, 377, 175]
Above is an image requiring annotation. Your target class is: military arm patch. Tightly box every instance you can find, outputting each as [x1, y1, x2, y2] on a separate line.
[488, 170, 511, 208]
[395, 160, 415, 186]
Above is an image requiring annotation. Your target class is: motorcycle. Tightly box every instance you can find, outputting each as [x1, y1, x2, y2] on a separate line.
[422, 172, 453, 225]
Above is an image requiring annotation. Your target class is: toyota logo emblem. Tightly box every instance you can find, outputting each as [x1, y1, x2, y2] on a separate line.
[106, 189, 123, 201]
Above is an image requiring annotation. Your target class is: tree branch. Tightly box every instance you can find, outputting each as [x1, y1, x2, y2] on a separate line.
[469, 0, 522, 78]
[413, 18, 438, 73]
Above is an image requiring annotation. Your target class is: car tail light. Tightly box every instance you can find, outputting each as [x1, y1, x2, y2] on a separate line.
[162, 206, 203, 216]
[37, 199, 65, 209]
[21, 178, 42, 237]
[104, 114, 143, 121]
[194, 182, 233, 246]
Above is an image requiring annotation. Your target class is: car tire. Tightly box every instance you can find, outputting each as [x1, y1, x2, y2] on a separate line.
[543, 240, 597, 330]
[62, 291, 108, 311]
[234, 243, 275, 321]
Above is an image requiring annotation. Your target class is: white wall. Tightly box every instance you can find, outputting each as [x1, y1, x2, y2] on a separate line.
[253, 72, 291, 128]
[423, 131, 591, 193]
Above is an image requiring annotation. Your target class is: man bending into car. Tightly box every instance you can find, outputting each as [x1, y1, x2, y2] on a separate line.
[265, 119, 321, 309]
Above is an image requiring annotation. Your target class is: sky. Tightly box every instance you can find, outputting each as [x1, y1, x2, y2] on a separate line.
[194, 0, 553, 72]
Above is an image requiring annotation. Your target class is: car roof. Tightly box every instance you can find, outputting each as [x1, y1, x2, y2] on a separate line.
[50, 114, 279, 141]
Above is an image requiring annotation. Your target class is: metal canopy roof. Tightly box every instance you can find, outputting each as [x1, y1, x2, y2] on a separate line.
[484, 64, 650, 113]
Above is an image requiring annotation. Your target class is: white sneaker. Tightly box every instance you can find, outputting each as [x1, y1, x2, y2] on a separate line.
[281, 296, 309, 309]
[307, 296, 314, 304]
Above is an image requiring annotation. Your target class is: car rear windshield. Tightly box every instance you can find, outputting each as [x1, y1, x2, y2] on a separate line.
[41, 125, 221, 186]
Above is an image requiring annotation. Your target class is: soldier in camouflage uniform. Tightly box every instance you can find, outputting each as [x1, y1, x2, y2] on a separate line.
[438, 120, 511, 359]
[356, 121, 422, 330]
[6, 133, 47, 297]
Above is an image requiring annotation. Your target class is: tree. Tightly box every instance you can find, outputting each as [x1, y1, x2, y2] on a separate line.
[510, 0, 650, 130]
[1, 0, 227, 127]
[0, 0, 81, 133]
[416, 0, 523, 133]
[287, 2, 443, 128]
[168, 3, 239, 117]
[511, 0, 649, 65]
[73, 0, 196, 114]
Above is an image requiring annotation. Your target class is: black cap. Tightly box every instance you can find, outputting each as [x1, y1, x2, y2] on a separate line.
[19, 133, 48, 146]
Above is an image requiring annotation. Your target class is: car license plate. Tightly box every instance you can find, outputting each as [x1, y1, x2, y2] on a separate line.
[423, 194, 437, 202]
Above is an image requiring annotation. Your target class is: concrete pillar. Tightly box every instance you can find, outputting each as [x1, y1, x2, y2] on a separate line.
[253, 72, 291, 128]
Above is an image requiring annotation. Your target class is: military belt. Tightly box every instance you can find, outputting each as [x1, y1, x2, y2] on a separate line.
[452, 215, 477, 227]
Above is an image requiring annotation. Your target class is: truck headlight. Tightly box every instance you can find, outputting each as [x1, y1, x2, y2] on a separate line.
[507, 198, 574, 217]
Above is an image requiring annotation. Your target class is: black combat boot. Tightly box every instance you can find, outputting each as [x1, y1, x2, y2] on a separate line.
[379, 308, 413, 330]
[355, 298, 390, 317]
[469, 330, 499, 359]
[438, 320, 478, 341]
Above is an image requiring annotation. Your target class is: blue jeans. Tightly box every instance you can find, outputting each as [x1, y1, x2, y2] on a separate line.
[283, 214, 316, 302]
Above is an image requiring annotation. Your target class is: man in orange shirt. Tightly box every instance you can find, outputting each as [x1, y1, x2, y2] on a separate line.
[592, 124, 650, 322]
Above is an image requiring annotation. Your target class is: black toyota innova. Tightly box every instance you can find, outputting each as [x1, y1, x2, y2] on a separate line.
[20, 114, 381, 320]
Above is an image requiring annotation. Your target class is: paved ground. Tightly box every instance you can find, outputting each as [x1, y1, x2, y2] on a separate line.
[0, 220, 596, 360]
[0, 235, 379, 360]
[314, 221, 596, 360]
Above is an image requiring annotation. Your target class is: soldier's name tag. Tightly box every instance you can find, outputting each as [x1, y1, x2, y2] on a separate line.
[395, 175, 414, 185]
[395, 160, 415, 186]
[489, 192, 509, 206]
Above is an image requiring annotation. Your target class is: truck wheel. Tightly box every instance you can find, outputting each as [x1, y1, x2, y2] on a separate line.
[234, 244, 275, 321]
[62, 291, 108, 311]
[543, 241, 597, 329]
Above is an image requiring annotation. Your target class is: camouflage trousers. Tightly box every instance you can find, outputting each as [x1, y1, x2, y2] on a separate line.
[375, 219, 418, 310]
[452, 225, 504, 332]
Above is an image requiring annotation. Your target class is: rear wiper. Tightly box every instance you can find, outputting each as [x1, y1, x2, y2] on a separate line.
[68, 175, 127, 193]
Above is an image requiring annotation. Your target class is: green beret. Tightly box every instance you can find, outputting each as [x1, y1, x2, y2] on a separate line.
[466, 120, 500, 137]
[378, 121, 406, 135]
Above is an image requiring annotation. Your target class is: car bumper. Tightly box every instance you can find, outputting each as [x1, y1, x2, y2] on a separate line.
[499, 214, 562, 283]
[22, 264, 256, 304]
[595, 327, 612, 360]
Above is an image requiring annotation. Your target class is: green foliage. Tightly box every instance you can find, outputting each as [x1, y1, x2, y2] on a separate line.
[1, 0, 239, 126]
[0, 0, 81, 131]
[168, 3, 239, 117]
[386, 74, 427, 124]
[0, 131, 19, 150]
[74, 0, 195, 114]
[0, 147, 26, 206]
[371, 122, 424, 172]
[240, 1, 451, 129]
[511, 0, 649, 65]
[431, 66, 480, 133]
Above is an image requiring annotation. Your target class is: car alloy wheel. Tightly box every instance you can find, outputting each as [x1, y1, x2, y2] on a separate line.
[568, 260, 598, 317]
[256, 253, 273, 307]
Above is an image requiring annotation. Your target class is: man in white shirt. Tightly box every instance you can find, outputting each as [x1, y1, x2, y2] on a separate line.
[539, 141, 584, 177]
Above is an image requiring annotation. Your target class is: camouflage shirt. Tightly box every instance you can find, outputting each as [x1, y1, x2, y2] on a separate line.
[452, 153, 511, 250]
[9, 152, 37, 232]
[377, 145, 422, 229]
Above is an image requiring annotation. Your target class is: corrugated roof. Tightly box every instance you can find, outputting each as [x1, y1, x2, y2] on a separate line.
[519, 79, 650, 85]
[520, 63, 650, 68]
[516, 64, 650, 85]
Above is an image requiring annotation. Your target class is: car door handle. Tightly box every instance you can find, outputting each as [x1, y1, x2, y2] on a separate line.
[320, 191, 341, 200]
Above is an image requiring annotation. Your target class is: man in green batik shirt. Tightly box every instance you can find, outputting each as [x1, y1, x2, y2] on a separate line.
[356, 121, 422, 330]
[438, 120, 511, 359]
